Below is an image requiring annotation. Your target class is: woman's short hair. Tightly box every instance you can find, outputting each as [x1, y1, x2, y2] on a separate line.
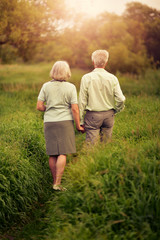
[50, 61, 71, 81]
[91, 50, 109, 68]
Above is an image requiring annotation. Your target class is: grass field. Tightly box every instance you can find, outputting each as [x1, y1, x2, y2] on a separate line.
[0, 64, 160, 240]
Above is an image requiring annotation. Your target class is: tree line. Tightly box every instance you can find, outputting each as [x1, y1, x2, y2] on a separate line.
[0, 0, 160, 73]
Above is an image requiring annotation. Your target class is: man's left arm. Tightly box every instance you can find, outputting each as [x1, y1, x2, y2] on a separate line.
[114, 79, 126, 114]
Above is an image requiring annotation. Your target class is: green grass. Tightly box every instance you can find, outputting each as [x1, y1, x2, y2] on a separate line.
[0, 63, 51, 84]
[0, 63, 86, 92]
[43, 91, 160, 240]
[0, 64, 160, 240]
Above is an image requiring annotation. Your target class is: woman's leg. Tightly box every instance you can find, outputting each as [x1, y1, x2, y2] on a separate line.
[49, 156, 57, 184]
[55, 154, 66, 186]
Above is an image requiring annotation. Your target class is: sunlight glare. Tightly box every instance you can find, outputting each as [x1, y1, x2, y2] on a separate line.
[66, 0, 127, 17]
[67, 0, 98, 17]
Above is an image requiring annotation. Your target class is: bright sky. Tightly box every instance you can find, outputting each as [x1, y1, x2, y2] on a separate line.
[67, 0, 160, 16]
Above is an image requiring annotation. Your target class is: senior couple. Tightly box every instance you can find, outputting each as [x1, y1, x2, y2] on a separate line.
[37, 50, 125, 191]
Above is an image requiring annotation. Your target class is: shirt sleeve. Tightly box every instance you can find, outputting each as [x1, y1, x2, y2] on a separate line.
[38, 84, 46, 102]
[79, 76, 88, 125]
[114, 78, 126, 114]
[70, 85, 78, 104]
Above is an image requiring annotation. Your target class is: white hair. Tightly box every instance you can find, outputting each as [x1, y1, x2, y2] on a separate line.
[91, 50, 109, 68]
[50, 61, 71, 81]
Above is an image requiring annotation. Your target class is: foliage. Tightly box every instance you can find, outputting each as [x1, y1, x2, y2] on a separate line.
[0, 1, 160, 72]
[124, 2, 160, 65]
[0, 44, 19, 63]
[0, 0, 67, 61]
[107, 43, 148, 74]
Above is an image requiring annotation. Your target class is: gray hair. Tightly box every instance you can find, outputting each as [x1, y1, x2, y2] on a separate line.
[50, 61, 71, 81]
[91, 50, 109, 67]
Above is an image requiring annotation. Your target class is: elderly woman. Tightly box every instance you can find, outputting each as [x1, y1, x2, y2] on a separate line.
[37, 61, 84, 191]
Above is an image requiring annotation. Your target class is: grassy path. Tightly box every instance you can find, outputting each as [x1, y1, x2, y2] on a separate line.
[1, 134, 85, 240]
[0, 65, 160, 239]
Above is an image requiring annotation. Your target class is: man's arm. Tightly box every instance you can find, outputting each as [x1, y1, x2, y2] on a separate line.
[115, 101, 125, 114]
[114, 80, 126, 114]
[37, 100, 46, 112]
[79, 77, 88, 125]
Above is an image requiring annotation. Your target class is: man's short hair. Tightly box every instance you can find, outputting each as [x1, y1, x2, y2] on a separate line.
[91, 50, 109, 68]
[50, 61, 71, 81]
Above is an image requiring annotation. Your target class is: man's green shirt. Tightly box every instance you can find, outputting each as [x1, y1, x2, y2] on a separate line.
[79, 68, 125, 124]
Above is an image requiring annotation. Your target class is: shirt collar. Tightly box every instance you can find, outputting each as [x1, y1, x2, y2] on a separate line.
[93, 68, 106, 72]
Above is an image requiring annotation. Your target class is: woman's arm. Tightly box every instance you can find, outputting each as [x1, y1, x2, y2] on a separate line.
[79, 76, 88, 125]
[71, 104, 85, 132]
[37, 100, 46, 112]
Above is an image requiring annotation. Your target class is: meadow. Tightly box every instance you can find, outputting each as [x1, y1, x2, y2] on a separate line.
[0, 64, 160, 240]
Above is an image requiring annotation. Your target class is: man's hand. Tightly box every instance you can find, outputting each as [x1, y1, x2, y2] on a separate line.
[77, 125, 85, 133]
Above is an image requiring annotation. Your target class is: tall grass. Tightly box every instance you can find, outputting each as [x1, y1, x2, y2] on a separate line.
[0, 112, 49, 229]
[0, 64, 160, 240]
[0, 64, 86, 232]
[45, 68, 160, 240]
[0, 63, 86, 92]
[46, 140, 160, 240]
[45, 94, 160, 240]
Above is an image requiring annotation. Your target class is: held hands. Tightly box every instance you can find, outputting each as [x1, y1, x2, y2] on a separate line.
[77, 124, 85, 133]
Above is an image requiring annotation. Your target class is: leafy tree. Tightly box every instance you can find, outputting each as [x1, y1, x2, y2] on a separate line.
[0, 0, 158, 73]
[124, 2, 160, 65]
[145, 17, 160, 65]
[0, 0, 67, 61]
[99, 16, 131, 48]
[0, 44, 18, 63]
[108, 43, 148, 74]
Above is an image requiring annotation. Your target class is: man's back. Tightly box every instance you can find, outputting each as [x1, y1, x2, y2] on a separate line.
[79, 68, 125, 124]
[81, 68, 118, 111]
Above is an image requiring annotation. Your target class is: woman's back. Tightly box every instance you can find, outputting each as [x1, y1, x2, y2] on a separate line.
[38, 81, 77, 122]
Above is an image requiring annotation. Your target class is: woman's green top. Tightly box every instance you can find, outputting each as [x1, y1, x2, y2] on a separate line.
[38, 81, 78, 123]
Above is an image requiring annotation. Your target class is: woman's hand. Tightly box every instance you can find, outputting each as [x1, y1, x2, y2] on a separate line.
[77, 125, 85, 133]
[71, 104, 85, 133]
[37, 100, 46, 112]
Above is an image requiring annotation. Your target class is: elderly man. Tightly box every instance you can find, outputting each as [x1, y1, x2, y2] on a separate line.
[79, 49, 125, 143]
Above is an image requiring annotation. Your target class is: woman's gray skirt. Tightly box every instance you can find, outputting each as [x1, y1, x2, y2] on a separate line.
[44, 120, 76, 156]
